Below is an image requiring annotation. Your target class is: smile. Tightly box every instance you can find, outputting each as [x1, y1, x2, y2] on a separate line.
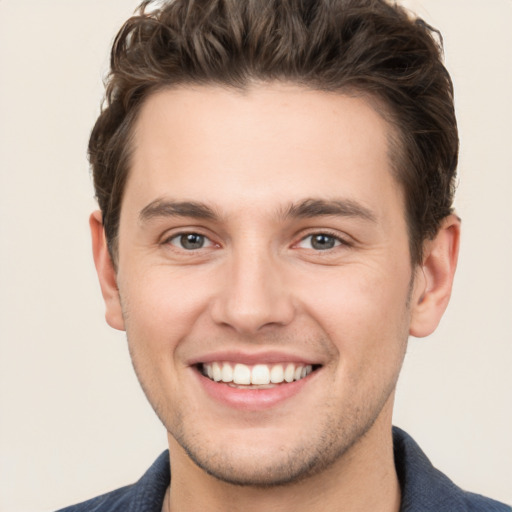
[200, 362, 316, 387]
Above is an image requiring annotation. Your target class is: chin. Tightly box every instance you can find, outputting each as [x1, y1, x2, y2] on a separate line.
[181, 441, 338, 487]
[168, 410, 382, 488]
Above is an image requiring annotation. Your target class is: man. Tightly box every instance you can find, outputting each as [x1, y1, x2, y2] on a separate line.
[58, 0, 510, 511]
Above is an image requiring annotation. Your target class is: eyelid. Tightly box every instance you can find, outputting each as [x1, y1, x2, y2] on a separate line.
[169, 233, 214, 249]
[294, 229, 353, 250]
[161, 228, 219, 250]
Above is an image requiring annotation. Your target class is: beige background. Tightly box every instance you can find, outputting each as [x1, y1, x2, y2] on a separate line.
[1, 1, 511, 510]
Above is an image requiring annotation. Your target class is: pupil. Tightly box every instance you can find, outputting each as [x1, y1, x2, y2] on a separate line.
[181, 233, 204, 249]
[312, 234, 335, 250]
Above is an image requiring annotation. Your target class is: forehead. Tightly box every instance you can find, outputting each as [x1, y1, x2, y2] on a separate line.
[125, 84, 401, 220]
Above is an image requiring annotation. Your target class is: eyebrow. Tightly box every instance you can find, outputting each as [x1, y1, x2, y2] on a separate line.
[139, 199, 219, 222]
[281, 198, 377, 223]
[139, 197, 377, 224]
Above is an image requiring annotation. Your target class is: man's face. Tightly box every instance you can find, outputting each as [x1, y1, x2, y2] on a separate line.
[111, 84, 419, 485]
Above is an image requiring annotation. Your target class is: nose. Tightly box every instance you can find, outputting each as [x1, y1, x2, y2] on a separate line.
[210, 248, 295, 335]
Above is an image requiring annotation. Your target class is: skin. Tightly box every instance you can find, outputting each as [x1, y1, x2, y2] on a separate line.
[91, 84, 460, 512]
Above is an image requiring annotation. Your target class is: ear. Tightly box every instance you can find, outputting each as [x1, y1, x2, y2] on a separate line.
[90, 211, 125, 331]
[409, 214, 461, 338]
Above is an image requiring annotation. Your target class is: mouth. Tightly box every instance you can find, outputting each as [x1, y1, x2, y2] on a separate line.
[198, 361, 321, 389]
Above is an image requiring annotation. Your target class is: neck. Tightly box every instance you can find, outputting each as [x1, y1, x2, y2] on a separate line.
[166, 417, 401, 512]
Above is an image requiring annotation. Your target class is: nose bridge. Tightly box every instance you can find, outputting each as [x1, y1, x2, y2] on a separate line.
[210, 239, 294, 334]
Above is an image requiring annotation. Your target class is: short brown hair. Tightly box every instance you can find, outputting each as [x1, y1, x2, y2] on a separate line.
[89, 0, 458, 264]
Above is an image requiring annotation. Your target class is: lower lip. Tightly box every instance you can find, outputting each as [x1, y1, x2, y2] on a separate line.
[194, 369, 318, 411]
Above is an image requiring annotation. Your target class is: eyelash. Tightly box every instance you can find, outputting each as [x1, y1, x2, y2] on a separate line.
[162, 229, 351, 253]
[163, 231, 215, 251]
[295, 230, 351, 252]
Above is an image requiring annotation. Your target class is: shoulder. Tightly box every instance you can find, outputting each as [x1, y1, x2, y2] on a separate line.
[393, 427, 511, 512]
[462, 492, 512, 512]
[54, 451, 170, 512]
[55, 485, 135, 512]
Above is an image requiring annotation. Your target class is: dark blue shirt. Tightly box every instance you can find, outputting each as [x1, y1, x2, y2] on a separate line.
[56, 427, 511, 511]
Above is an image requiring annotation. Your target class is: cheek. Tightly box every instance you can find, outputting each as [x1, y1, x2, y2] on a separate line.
[296, 263, 412, 353]
[118, 267, 214, 353]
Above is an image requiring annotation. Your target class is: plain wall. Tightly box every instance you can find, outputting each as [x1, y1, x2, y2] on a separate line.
[0, 1, 511, 510]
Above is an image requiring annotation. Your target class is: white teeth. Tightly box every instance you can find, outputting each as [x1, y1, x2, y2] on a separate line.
[284, 363, 295, 383]
[221, 362, 233, 382]
[270, 364, 284, 383]
[202, 362, 315, 386]
[251, 364, 270, 385]
[212, 362, 222, 382]
[233, 363, 251, 385]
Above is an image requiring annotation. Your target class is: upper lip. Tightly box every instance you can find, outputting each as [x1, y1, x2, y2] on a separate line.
[187, 350, 323, 366]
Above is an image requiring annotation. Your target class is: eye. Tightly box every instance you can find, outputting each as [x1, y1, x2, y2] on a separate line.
[297, 233, 342, 251]
[167, 233, 214, 250]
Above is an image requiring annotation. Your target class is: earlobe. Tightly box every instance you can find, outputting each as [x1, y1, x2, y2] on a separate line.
[90, 211, 125, 331]
[409, 214, 461, 338]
